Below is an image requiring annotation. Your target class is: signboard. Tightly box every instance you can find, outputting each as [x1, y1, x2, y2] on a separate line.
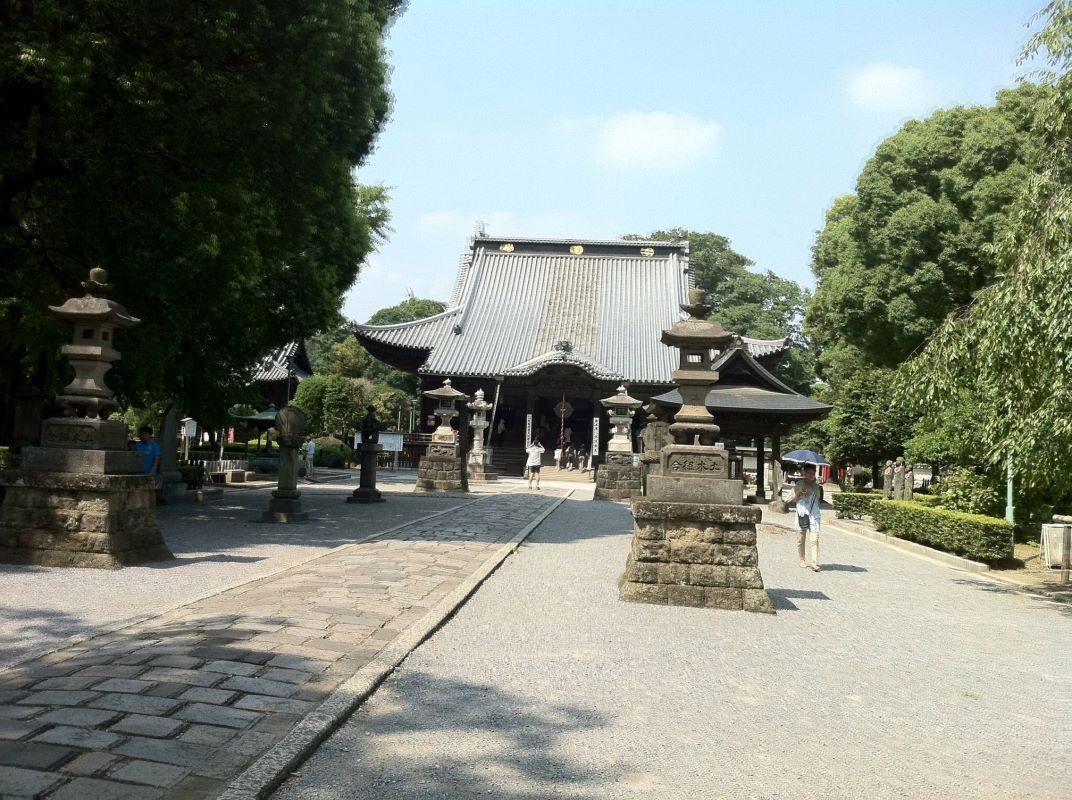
[181, 418, 197, 439]
[525, 413, 533, 447]
[353, 432, 404, 452]
[591, 416, 600, 457]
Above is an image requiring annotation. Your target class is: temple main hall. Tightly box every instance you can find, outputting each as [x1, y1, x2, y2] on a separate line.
[355, 232, 828, 483]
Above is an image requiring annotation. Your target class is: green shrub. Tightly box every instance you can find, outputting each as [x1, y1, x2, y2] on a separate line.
[178, 463, 206, 489]
[832, 491, 881, 519]
[933, 466, 1002, 516]
[911, 494, 943, 508]
[870, 500, 1012, 562]
[316, 444, 352, 469]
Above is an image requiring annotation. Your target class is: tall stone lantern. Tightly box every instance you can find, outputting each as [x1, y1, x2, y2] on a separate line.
[0, 268, 174, 568]
[259, 405, 309, 523]
[617, 289, 775, 613]
[466, 388, 498, 483]
[415, 379, 469, 492]
[595, 385, 643, 500]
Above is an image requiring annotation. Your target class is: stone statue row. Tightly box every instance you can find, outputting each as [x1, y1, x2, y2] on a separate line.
[883, 457, 914, 501]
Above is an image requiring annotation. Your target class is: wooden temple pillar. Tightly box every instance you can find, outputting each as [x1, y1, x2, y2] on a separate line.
[754, 435, 767, 500]
[770, 432, 782, 499]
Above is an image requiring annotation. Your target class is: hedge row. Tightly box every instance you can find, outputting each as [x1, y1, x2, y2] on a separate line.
[870, 500, 1013, 563]
[832, 491, 881, 519]
[911, 494, 943, 508]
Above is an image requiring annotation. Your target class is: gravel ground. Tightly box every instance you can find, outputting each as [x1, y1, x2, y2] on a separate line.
[274, 498, 1072, 800]
[0, 482, 466, 670]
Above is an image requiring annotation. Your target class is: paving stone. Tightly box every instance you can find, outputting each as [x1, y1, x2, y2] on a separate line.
[37, 707, 121, 728]
[91, 678, 155, 694]
[0, 690, 27, 704]
[31, 675, 101, 691]
[0, 706, 45, 722]
[109, 759, 190, 787]
[177, 724, 236, 746]
[74, 664, 147, 679]
[232, 694, 313, 714]
[0, 764, 65, 797]
[177, 687, 237, 705]
[113, 738, 252, 779]
[172, 703, 261, 730]
[33, 725, 123, 749]
[109, 714, 186, 739]
[202, 660, 259, 677]
[148, 655, 202, 669]
[162, 774, 227, 799]
[258, 667, 313, 685]
[138, 668, 222, 688]
[219, 675, 297, 698]
[61, 750, 119, 776]
[223, 730, 278, 756]
[0, 718, 47, 740]
[16, 690, 98, 706]
[50, 776, 165, 799]
[265, 655, 331, 673]
[144, 682, 189, 698]
[90, 693, 184, 716]
[0, 740, 76, 769]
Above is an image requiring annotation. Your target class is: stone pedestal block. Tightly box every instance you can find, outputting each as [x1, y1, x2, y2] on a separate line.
[415, 453, 464, 492]
[618, 500, 775, 614]
[260, 493, 309, 523]
[467, 465, 499, 483]
[595, 462, 643, 501]
[0, 472, 173, 569]
[348, 444, 385, 503]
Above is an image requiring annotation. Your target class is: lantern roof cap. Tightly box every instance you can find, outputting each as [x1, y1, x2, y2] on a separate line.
[423, 377, 469, 402]
[600, 384, 642, 409]
[48, 268, 140, 327]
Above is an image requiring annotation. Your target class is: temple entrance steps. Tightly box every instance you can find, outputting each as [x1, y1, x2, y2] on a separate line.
[490, 448, 528, 478]
[541, 466, 594, 483]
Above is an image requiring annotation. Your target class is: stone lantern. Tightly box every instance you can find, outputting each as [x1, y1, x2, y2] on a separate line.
[260, 405, 309, 523]
[617, 288, 774, 613]
[416, 378, 469, 492]
[595, 385, 643, 500]
[466, 388, 498, 483]
[0, 267, 174, 567]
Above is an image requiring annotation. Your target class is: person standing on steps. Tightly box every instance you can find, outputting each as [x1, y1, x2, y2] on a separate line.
[794, 463, 823, 572]
[526, 439, 545, 490]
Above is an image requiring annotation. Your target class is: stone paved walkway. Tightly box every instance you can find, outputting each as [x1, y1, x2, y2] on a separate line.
[0, 492, 559, 799]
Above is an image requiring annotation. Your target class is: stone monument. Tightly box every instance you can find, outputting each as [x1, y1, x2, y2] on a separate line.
[618, 289, 775, 613]
[0, 267, 174, 568]
[348, 406, 386, 503]
[595, 385, 643, 500]
[466, 389, 498, 483]
[259, 405, 309, 522]
[892, 457, 905, 501]
[415, 379, 468, 492]
[883, 460, 894, 500]
[904, 463, 914, 501]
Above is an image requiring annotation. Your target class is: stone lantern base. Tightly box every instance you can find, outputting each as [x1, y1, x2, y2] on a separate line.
[467, 452, 498, 483]
[619, 500, 775, 613]
[0, 443, 174, 569]
[415, 449, 464, 492]
[595, 452, 643, 501]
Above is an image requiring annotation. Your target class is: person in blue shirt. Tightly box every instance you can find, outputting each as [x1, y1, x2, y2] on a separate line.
[133, 424, 161, 476]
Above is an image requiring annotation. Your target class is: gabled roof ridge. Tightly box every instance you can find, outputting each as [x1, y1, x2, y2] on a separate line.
[502, 345, 625, 381]
[472, 234, 689, 249]
[713, 345, 799, 395]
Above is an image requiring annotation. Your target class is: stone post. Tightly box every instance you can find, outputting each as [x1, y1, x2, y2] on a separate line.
[0, 267, 173, 568]
[754, 435, 767, 501]
[157, 405, 186, 503]
[415, 379, 469, 492]
[466, 389, 498, 483]
[595, 385, 643, 500]
[260, 405, 309, 522]
[348, 406, 386, 503]
[904, 464, 914, 502]
[883, 460, 894, 499]
[893, 457, 905, 501]
[618, 289, 775, 613]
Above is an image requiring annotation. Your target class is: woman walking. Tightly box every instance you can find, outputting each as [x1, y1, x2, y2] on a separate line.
[794, 463, 823, 571]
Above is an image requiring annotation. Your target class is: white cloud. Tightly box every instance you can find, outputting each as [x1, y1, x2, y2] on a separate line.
[593, 111, 721, 170]
[847, 62, 938, 114]
[419, 209, 596, 240]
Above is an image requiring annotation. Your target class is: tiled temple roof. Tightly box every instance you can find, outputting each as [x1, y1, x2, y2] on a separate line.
[355, 235, 788, 384]
[253, 341, 312, 383]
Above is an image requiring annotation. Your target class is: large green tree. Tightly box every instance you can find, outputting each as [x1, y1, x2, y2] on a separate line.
[901, 0, 1072, 494]
[0, 1, 401, 436]
[807, 83, 1050, 370]
[626, 229, 814, 393]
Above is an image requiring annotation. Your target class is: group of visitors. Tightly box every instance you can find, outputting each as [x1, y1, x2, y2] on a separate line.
[553, 442, 589, 472]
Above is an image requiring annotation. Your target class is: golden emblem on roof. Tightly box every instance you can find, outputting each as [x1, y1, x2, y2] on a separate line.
[499, 243, 514, 252]
[569, 245, 584, 255]
[640, 247, 655, 257]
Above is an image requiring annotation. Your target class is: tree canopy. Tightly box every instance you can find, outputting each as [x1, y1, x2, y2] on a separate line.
[0, 1, 401, 435]
[900, 0, 1072, 493]
[366, 293, 447, 326]
[806, 84, 1050, 371]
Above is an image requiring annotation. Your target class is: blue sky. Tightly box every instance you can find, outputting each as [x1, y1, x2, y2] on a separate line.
[344, 0, 1042, 323]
